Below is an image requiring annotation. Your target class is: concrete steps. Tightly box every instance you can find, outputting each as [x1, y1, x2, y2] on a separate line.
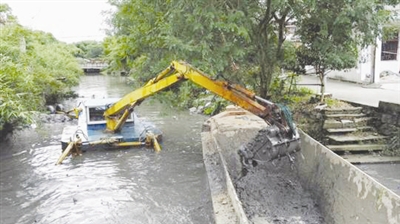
[326, 144, 386, 152]
[323, 117, 372, 129]
[323, 107, 362, 115]
[327, 133, 388, 143]
[342, 154, 400, 164]
[322, 106, 390, 164]
[325, 113, 366, 119]
[326, 126, 375, 133]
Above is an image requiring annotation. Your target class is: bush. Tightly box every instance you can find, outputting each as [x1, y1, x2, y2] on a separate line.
[0, 5, 82, 136]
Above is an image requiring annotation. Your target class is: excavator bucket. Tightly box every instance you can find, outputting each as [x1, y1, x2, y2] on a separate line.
[239, 97, 301, 165]
[238, 126, 301, 167]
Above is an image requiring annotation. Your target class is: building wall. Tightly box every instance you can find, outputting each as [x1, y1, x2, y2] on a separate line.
[381, 60, 400, 75]
[328, 46, 374, 83]
[379, 30, 400, 80]
[328, 68, 364, 83]
[328, 32, 400, 84]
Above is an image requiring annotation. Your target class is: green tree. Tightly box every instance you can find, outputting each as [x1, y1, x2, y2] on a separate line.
[295, 0, 399, 102]
[0, 3, 82, 139]
[0, 3, 16, 24]
[104, 0, 298, 101]
[74, 40, 104, 59]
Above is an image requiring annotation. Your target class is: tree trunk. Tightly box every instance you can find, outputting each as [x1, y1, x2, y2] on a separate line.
[319, 71, 326, 103]
[254, 0, 272, 98]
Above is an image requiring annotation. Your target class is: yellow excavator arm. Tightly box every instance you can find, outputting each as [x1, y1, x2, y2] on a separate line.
[104, 61, 300, 162]
[104, 61, 271, 131]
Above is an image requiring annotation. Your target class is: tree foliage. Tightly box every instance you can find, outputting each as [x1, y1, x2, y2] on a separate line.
[383, 5, 400, 41]
[74, 40, 104, 59]
[0, 4, 82, 137]
[295, 0, 400, 102]
[104, 0, 299, 101]
[104, 0, 399, 105]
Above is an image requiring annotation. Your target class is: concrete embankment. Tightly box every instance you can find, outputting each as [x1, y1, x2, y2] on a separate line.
[201, 106, 400, 224]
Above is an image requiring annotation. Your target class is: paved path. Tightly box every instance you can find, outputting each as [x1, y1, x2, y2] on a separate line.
[298, 75, 400, 107]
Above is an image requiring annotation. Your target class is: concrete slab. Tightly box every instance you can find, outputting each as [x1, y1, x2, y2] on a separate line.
[325, 113, 366, 118]
[326, 128, 358, 133]
[298, 75, 400, 107]
[326, 144, 385, 152]
[324, 107, 363, 115]
[342, 154, 400, 164]
[328, 134, 388, 142]
[323, 118, 371, 129]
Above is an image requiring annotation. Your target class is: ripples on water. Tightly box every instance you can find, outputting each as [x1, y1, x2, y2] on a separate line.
[0, 75, 213, 224]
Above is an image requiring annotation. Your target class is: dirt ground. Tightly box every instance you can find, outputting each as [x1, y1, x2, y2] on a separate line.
[235, 129, 324, 224]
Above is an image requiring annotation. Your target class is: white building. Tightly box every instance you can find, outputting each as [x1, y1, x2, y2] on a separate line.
[328, 6, 400, 84]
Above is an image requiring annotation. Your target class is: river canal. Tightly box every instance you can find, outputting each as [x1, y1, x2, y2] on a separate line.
[0, 75, 214, 224]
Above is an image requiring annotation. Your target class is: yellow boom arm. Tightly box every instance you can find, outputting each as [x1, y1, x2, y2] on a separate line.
[103, 60, 300, 164]
[104, 61, 280, 133]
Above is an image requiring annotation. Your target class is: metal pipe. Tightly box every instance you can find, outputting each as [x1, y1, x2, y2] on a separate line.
[255, 96, 274, 106]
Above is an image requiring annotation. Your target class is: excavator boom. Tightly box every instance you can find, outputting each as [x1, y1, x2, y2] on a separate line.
[104, 61, 300, 162]
[104, 61, 271, 131]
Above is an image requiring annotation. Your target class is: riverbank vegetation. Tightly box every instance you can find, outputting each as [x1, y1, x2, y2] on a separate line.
[0, 4, 82, 140]
[74, 40, 104, 59]
[101, 1, 399, 157]
[103, 0, 398, 107]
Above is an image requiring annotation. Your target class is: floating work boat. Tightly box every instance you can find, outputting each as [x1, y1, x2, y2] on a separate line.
[57, 98, 162, 164]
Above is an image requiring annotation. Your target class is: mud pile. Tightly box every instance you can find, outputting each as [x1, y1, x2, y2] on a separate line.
[235, 129, 324, 224]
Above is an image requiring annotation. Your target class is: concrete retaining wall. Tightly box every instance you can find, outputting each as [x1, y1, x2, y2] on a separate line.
[201, 106, 266, 224]
[348, 100, 400, 136]
[298, 130, 400, 224]
[202, 107, 400, 224]
[378, 101, 400, 135]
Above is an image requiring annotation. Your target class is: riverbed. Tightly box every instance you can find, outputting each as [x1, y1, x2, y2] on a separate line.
[0, 75, 214, 224]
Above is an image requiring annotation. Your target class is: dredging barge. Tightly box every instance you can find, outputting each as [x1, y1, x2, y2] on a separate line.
[57, 97, 162, 164]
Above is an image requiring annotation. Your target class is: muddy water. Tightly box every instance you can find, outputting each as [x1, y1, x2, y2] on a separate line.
[0, 75, 213, 224]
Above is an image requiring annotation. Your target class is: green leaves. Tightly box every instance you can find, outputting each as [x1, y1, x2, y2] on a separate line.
[296, 0, 397, 74]
[105, 0, 253, 81]
[0, 3, 82, 132]
[105, 0, 296, 101]
[74, 40, 104, 59]
[104, 0, 399, 104]
[294, 0, 399, 102]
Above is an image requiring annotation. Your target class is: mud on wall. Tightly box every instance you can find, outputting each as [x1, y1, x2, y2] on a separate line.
[202, 107, 323, 223]
[202, 107, 400, 224]
[298, 130, 400, 224]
